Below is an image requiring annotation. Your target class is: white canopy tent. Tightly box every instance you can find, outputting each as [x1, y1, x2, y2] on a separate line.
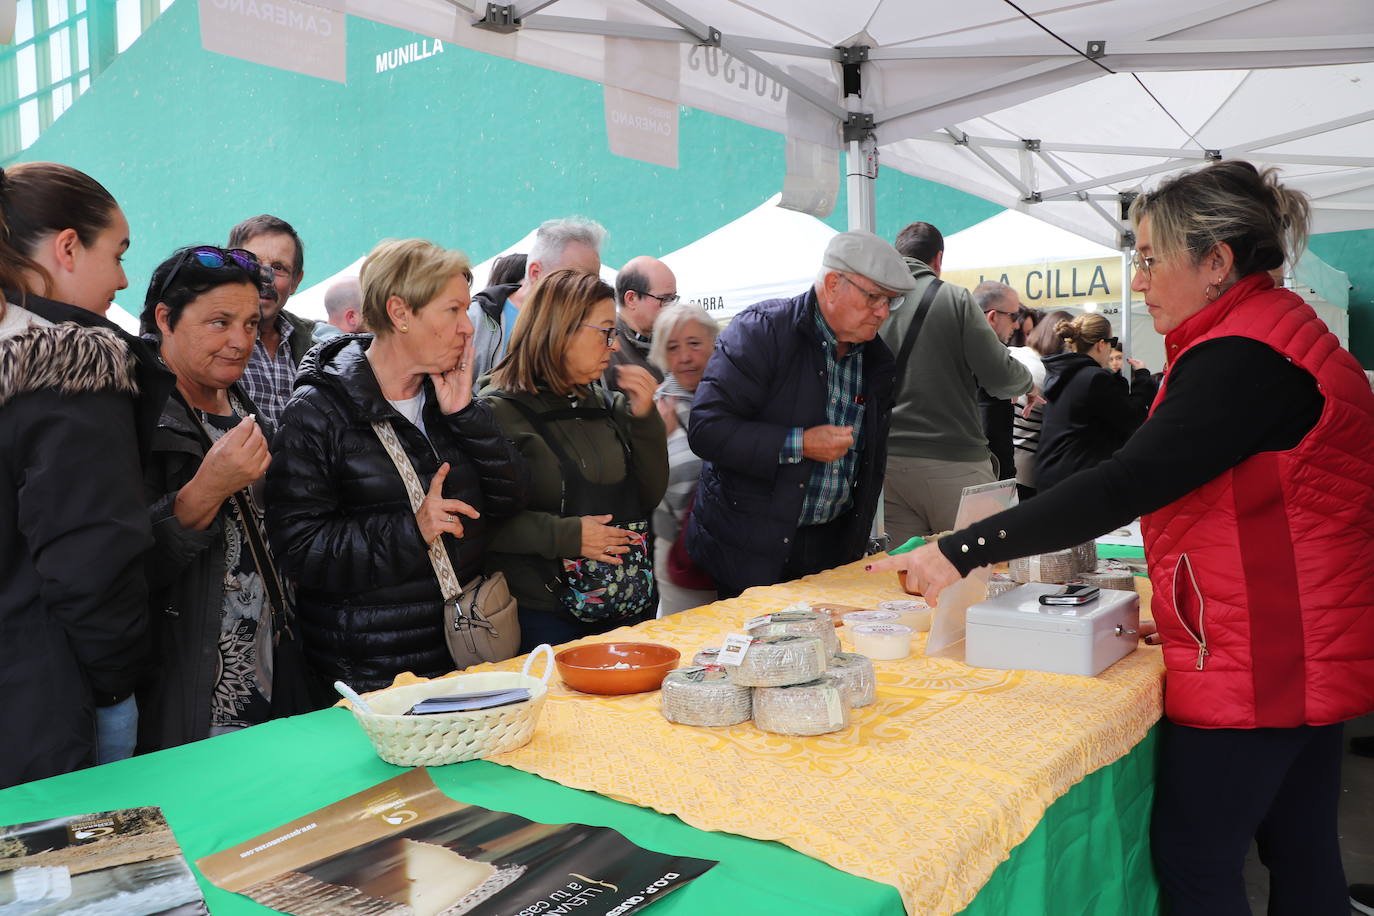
[323, 0, 1374, 233]
[661, 193, 836, 320]
[312, 0, 1373, 363]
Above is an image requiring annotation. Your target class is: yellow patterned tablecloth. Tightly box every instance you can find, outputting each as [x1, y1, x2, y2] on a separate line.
[411, 561, 1164, 916]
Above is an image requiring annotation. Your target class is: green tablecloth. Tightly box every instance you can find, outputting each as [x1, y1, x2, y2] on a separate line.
[0, 709, 1159, 915]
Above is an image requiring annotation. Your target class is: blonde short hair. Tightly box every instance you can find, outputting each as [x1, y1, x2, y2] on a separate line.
[648, 303, 719, 374]
[360, 238, 472, 336]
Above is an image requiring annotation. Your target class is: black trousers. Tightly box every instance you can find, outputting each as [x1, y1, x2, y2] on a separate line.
[1151, 719, 1347, 915]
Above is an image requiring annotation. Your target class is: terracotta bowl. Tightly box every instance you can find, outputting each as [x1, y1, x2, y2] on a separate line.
[555, 642, 681, 695]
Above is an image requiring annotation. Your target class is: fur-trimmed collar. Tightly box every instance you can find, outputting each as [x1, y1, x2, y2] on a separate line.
[0, 322, 138, 408]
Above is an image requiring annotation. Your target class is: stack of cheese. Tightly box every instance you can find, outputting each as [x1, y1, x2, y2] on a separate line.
[825, 652, 876, 708]
[744, 604, 841, 657]
[660, 666, 752, 726]
[1009, 548, 1078, 584]
[1079, 559, 1137, 592]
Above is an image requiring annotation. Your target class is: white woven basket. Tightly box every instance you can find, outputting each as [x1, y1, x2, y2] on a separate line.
[347, 645, 554, 767]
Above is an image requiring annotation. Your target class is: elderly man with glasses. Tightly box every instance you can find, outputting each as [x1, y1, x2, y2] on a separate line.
[877, 223, 1033, 545]
[604, 255, 678, 393]
[685, 230, 915, 598]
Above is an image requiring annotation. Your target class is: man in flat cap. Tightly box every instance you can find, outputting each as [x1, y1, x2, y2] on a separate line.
[685, 230, 915, 597]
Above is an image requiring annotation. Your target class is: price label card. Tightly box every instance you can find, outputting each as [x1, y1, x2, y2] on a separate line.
[743, 614, 772, 631]
[718, 633, 754, 666]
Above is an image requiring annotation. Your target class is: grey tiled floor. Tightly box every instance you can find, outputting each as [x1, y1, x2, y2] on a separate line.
[1242, 714, 1374, 914]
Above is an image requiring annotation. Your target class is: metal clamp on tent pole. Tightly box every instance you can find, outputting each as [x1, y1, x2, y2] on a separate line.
[1086, 40, 1106, 59]
[1205, 149, 1223, 161]
[1023, 191, 1043, 204]
[474, 3, 521, 33]
[700, 26, 722, 47]
[1023, 138, 1041, 152]
[843, 112, 875, 143]
[1117, 190, 1139, 221]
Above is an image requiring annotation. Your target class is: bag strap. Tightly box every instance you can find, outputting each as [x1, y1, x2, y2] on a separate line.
[174, 390, 293, 640]
[370, 420, 502, 644]
[894, 278, 944, 371]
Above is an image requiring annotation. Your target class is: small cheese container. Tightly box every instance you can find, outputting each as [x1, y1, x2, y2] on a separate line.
[752, 675, 850, 736]
[826, 652, 877, 708]
[729, 634, 828, 687]
[841, 610, 899, 632]
[877, 599, 932, 633]
[660, 666, 752, 727]
[850, 623, 913, 661]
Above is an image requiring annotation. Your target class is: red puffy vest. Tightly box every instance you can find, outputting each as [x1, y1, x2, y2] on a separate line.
[1142, 273, 1374, 729]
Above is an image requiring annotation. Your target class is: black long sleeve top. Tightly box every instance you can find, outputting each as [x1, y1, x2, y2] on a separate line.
[939, 337, 1325, 576]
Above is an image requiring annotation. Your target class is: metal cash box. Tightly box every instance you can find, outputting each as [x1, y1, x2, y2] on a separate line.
[965, 583, 1141, 677]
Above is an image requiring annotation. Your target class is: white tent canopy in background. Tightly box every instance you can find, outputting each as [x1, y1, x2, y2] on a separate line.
[662, 193, 836, 320]
[330, 0, 1374, 245]
[288, 232, 619, 324]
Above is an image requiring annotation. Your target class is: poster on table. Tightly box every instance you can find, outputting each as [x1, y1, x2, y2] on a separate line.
[0, 806, 208, 914]
[197, 769, 715, 915]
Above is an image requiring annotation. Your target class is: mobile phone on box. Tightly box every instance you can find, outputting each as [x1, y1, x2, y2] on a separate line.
[1039, 584, 1101, 606]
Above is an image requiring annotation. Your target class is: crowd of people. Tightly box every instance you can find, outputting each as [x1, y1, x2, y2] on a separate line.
[1, 156, 1372, 913]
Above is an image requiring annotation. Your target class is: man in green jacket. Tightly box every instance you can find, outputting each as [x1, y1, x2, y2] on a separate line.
[879, 222, 1032, 544]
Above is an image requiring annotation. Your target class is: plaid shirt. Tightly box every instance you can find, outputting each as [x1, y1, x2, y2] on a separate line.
[779, 304, 866, 525]
[239, 314, 297, 433]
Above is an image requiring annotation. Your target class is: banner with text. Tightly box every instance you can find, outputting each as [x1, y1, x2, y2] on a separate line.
[199, 0, 346, 83]
[943, 257, 1139, 311]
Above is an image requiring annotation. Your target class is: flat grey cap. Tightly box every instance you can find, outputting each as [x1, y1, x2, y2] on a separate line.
[822, 230, 917, 298]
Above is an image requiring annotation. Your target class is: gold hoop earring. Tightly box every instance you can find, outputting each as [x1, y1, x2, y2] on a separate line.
[1204, 282, 1221, 302]
[399, 324, 409, 333]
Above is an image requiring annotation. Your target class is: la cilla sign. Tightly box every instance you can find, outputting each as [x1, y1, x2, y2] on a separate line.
[942, 257, 1140, 310]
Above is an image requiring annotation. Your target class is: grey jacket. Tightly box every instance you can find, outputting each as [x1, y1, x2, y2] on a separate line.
[879, 258, 1033, 462]
[468, 282, 520, 390]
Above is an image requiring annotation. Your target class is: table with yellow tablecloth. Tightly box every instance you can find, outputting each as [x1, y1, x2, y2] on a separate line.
[399, 557, 1164, 916]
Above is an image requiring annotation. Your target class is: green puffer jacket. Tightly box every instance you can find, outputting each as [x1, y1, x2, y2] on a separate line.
[478, 381, 668, 617]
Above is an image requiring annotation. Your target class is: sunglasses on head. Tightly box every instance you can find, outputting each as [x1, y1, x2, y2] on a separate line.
[155, 246, 274, 304]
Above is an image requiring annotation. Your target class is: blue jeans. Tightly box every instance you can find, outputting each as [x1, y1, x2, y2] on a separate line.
[94, 695, 138, 764]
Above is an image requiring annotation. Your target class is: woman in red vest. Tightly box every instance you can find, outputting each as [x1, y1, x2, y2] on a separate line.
[872, 159, 1374, 914]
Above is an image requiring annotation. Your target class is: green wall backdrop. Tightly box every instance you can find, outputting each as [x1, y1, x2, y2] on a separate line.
[20, 0, 1373, 366]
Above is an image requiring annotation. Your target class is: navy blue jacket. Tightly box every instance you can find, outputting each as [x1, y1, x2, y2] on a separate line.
[685, 288, 895, 592]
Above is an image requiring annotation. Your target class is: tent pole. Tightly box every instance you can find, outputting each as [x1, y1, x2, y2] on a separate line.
[845, 137, 877, 233]
[1120, 248, 1134, 387]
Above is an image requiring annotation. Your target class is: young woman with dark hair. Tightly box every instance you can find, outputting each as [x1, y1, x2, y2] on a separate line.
[0, 162, 171, 786]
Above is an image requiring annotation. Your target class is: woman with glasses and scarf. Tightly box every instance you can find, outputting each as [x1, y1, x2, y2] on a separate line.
[266, 239, 528, 695]
[480, 269, 668, 651]
[1033, 312, 1156, 492]
[137, 246, 311, 752]
[875, 160, 1374, 913]
[0, 163, 174, 787]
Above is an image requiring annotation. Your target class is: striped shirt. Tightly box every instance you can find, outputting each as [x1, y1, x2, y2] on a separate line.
[779, 304, 866, 525]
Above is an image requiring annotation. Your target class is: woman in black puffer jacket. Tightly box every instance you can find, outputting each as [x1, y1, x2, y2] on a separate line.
[266, 239, 529, 695]
[1035, 312, 1157, 492]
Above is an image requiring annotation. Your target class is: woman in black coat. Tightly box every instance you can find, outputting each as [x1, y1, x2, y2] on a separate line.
[266, 239, 529, 694]
[1034, 312, 1157, 492]
[0, 163, 160, 787]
